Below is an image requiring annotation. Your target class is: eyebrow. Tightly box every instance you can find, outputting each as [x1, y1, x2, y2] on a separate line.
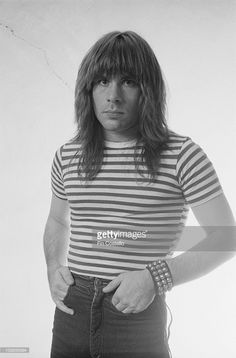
[94, 72, 138, 80]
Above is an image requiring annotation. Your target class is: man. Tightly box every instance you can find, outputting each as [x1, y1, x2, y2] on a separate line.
[43, 31, 236, 358]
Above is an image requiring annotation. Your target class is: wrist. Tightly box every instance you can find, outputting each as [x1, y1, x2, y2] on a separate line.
[146, 259, 173, 295]
[143, 268, 156, 294]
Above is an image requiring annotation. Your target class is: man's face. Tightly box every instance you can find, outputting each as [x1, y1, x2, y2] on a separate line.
[92, 74, 140, 141]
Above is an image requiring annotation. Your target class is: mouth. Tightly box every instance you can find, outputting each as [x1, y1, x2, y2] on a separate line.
[103, 110, 124, 119]
[103, 110, 124, 114]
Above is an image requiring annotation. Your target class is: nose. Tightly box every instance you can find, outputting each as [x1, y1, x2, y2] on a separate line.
[107, 81, 122, 103]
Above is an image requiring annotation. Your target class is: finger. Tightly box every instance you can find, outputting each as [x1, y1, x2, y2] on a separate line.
[103, 276, 122, 293]
[56, 300, 74, 315]
[59, 266, 74, 286]
[53, 288, 69, 301]
[114, 302, 129, 312]
[120, 307, 133, 314]
[60, 285, 71, 300]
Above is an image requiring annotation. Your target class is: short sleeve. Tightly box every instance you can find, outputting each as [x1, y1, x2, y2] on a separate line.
[176, 137, 223, 207]
[51, 146, 67, 200]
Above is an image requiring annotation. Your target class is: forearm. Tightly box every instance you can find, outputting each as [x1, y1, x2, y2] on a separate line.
[43, 216, 70, 272]
[166, 227, 236, 287]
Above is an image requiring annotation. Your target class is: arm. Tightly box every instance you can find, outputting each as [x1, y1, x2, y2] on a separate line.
[43, 193, 74, 314]
[103, 193, 236, 313]
[166, 193, 236, 286]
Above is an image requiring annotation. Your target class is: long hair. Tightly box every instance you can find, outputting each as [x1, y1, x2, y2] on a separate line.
[73, 30, 170, 182]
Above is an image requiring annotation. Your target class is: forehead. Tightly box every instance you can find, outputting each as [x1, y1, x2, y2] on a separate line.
[91, 48, 141, 80]
[94, 71, 136, 80]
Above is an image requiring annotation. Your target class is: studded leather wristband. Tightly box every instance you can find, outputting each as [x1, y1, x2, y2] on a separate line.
[146, 260, 173, 295]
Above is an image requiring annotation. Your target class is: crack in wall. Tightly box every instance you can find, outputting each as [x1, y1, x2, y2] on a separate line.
[0, 21, 73, 92]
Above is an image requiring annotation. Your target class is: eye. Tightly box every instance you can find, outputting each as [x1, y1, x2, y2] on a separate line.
[122, 78, 137, 87]
[98, 78, 109, 86]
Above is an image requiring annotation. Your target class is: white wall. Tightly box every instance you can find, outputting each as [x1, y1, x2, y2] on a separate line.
[0, 1, 235, 357]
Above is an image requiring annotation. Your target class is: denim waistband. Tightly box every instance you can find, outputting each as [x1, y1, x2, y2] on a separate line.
[71, 271, 112, 287]
[70, 271, 167, 301]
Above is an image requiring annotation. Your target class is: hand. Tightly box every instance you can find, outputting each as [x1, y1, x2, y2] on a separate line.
[102, 269, 156, 314]
[47, 265, 74, 315]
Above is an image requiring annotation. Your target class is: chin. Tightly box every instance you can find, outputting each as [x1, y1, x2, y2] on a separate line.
[102, 123, 123, 130]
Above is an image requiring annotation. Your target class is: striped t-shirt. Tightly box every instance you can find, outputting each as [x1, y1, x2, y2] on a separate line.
[51, 132, 223, 280]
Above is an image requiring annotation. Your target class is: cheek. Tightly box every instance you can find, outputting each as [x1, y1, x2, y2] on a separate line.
[128, 89, 140, 105]
[92, 92, 104, 113]
[129, 95, 140, 114]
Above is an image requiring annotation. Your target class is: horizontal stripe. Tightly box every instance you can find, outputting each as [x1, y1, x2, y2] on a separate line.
[64, 182, 180, 190]
[50, 132, 223, 279]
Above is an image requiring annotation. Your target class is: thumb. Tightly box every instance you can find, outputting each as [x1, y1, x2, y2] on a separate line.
[103, 276, 122, 293]
[59, 266, 74, 285]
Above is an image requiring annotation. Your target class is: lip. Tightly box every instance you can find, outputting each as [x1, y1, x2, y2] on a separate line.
[103, 110, 124, 114]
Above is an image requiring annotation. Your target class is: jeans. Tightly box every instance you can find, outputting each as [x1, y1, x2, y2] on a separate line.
[50, 272, 171, 358]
